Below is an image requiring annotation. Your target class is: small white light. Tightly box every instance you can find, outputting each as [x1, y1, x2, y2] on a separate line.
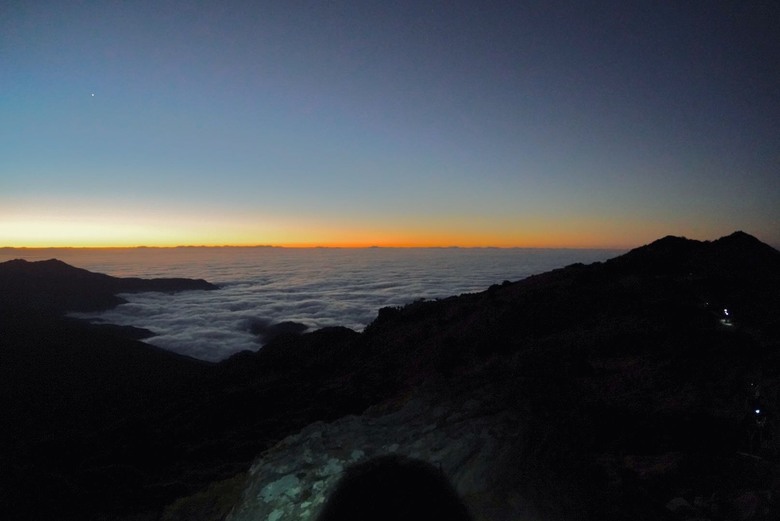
[724, 309, 729, 316]
[755, 409, 761, 414]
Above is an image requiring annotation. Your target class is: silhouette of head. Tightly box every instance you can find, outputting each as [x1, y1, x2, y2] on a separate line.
[316, 455, 473, 521]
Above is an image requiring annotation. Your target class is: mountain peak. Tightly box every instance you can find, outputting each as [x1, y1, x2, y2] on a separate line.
[1, 258, 97, 277]
[607, 231, 780, 277]
[712, 230, 774, 250]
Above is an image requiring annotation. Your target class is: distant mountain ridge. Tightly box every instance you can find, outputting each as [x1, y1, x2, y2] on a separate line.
[0, 258, 217, 313]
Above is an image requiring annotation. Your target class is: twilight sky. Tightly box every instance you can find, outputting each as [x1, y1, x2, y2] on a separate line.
[2, 0, 778, 248]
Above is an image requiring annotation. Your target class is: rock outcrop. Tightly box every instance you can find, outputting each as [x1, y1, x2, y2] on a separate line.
[228, 383, 525, 521]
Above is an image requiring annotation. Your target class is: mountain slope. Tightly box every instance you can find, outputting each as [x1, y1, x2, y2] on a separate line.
[227, 232, 780, 521]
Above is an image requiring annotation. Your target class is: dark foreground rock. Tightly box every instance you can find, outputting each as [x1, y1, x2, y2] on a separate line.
[0, 260, 218, 520]
[2, 232, 780, 521]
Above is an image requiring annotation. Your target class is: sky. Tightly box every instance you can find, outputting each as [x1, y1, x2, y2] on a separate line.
[2, 0, 778, 248]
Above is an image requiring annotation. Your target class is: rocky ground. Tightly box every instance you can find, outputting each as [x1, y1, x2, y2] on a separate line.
[227, 381, 525, 521]
[2, 232, 780, 520]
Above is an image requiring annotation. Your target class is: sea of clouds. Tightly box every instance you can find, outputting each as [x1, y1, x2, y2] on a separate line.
[3, 247, 619, 362]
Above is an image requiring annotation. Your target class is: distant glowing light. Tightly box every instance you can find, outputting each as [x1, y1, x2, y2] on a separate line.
[756, 409, 761, 414]
[724, 308, 729, 316]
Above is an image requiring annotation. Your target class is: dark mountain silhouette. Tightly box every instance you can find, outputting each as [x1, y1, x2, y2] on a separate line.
[0, 258, 216, 313]
[0, 260, 218, 519]
[1, 233, 779, 520]
[607, 230, 780, 278]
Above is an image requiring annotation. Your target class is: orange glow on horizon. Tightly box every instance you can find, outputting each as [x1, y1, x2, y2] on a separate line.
[0, 240, 624, 249]
[0, 229, 638, 249]
[0, 210, 676, 250]
[3, 213, 771, 250]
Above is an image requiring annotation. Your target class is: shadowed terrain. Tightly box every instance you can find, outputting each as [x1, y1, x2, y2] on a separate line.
[2, 232, 780, 520]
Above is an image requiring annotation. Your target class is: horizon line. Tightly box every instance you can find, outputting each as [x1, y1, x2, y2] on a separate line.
[0, 244, 627, 251]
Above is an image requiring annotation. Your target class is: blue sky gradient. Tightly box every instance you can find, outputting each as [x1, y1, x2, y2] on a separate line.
[2, 1, 778, 247]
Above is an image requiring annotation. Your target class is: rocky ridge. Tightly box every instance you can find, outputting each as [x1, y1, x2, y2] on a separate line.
[222, 231, 780, 521]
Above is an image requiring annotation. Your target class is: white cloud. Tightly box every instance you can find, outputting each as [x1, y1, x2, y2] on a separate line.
[69, 248, 618, 362]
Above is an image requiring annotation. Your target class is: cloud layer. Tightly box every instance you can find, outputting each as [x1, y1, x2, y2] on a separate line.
[62, 248, 618, 362]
